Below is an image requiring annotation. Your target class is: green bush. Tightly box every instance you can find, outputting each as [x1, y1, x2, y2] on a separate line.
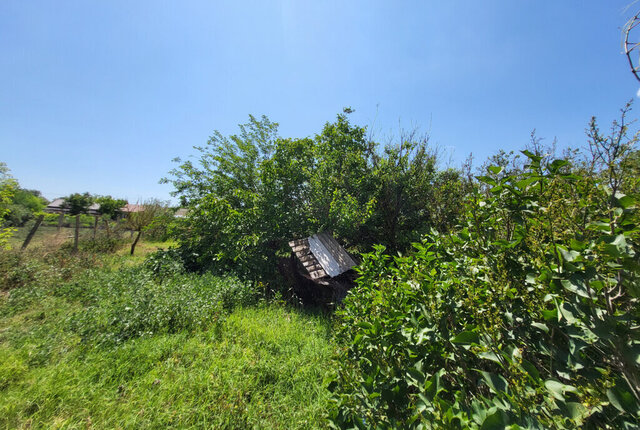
[41, 213, 62, 226]
[143, 248, 184, 279]
[40, 213, 96, 228]
[78, 236, 125, 253]
[142, 210, 175, 241]
[328, 148, 640, 428]
[69, 267, 256, 346]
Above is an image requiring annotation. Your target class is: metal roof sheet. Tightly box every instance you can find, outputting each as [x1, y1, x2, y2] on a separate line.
[289, 232, 356, 279]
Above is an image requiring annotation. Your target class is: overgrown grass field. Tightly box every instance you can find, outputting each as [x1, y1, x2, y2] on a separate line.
[8, 225, 96, 248]
[0, 241, 333, 429]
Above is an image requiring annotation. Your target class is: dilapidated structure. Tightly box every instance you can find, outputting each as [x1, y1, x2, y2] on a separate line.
[281, 232, 358, 307]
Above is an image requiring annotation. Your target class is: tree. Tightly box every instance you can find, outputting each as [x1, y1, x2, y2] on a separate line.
[126, 199, 166, 255]
[164, 111, 465, 283]
[62, 192, 93, 216]
[96, 195, 127, 220]
[0, 162, 17, 249]
[96, 195, 127, 237]
[4, 188, 47, 227]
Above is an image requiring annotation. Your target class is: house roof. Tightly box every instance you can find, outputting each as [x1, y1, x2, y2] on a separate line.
[45, 199, 120, 216]
[289, 232, 356, 279]
[87, 203, 101, 215]
[121, 204, 144, 213]
[174, 208, 189, 218]
[44, 198, 66, 213]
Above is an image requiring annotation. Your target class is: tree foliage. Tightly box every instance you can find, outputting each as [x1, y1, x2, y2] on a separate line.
[0, 162, 17, 249]
[4, 188, 47, 227]
[126, 199, 168, 255]
[95, 195, 127, 220]
[163, 111, 464, 281]
[0, 162, 47, 228]
[62, 192, 93, 216]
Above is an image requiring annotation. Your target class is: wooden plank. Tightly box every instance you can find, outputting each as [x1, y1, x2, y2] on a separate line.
[303, 262, 324, 273]
[309, 268, 327, 279]
[288, 239, 307, 248]
[298, 254, 316, 263]
[291, 244, 309, 253]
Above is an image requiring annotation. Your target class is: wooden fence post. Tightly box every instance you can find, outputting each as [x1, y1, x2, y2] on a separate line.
[21, 215, 44, 251]
[93, 216, 99, 239]
[57, 213, 64, 232]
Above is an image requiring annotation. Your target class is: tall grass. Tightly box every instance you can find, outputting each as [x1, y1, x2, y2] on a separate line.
[0, 248, 333, 429]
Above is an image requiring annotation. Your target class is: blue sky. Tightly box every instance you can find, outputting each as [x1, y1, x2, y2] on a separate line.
[1, 1, 639, 203]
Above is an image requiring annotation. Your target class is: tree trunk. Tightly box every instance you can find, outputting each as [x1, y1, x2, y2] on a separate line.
[74, 215, 80, 252]
[130, 230, 142, 255]
[57, 213, 64, 232]
[21, 215, 44, 251]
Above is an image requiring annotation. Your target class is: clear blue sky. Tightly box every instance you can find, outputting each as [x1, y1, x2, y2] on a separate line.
[1, 1, 639, 203]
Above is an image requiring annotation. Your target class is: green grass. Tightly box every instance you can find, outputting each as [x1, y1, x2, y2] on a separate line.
[0, 250, 333, 429]
[0, 305, 332, 429]
[8, 224, 174, 257]
[8, 225, 95, 248]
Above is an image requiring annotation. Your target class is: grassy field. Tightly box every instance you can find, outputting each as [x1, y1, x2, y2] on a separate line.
[0, 239, 333, 429]
[8, 225, 175, 259]
[8, 225, 97, 248]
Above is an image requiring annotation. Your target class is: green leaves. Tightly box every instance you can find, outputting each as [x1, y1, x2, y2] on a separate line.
[607, 385, 639, 414]
[451, 330, 480, 345]
[479, 371, 509, 395]
[329, 122, 640, 428]
[557, 245, 581, 263]
[544, 379, 578, 401]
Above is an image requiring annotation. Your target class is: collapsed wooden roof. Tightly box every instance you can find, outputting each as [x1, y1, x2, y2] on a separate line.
[289, 232, 356, 280]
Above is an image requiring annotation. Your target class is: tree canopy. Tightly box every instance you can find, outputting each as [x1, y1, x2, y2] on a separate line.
[163, 111, 465, 281]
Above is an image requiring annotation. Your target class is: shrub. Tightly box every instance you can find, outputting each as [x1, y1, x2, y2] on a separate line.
[69, 267, 256, 346]
[142, 210, 175, 241]
[143, 248, 184, 279]
[78, 236, 125, 254]
[328, 149, 640, 429]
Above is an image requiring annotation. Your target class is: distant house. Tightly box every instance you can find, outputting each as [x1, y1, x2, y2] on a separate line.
[120, 204, 145, 214]
[44, 200, 185, 219]
[44, 199, 112, 217]
[174, 208, 189, 218]
[87, 203, 101, 216]
[44, 198, 67, 214]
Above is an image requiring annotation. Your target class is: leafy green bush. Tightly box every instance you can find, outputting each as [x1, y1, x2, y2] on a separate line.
[78, 236, 125, 253]
[70, 267, 256, 346]
[328, 147, 640, 428]
[41, 212, 62, 226]
[142, 210, 175, 241]
[143, 248, 184, 279]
